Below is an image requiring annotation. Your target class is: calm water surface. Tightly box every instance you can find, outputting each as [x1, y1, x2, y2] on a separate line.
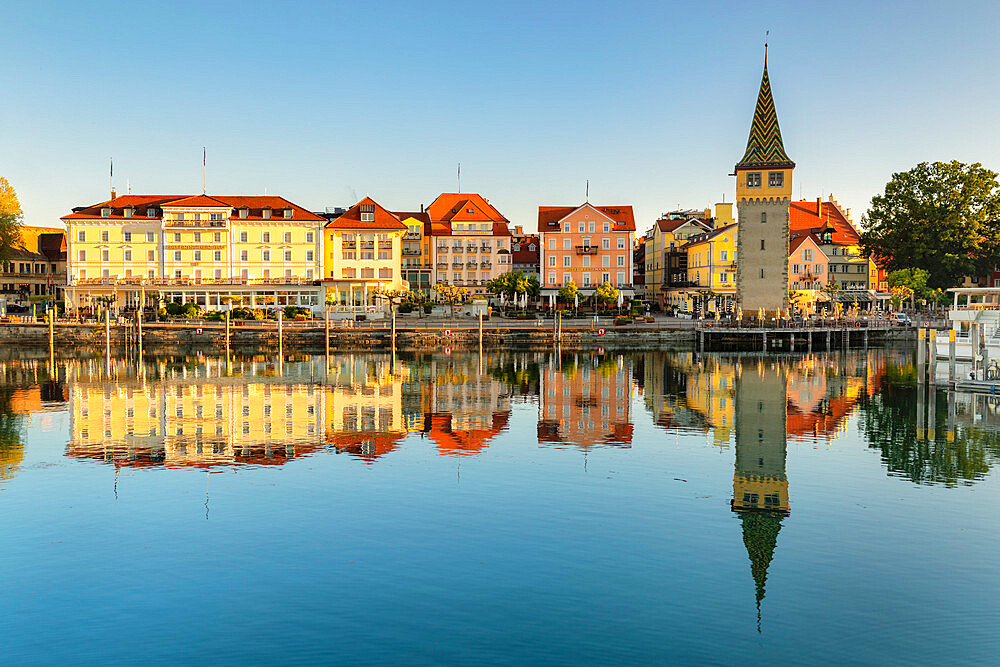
[0, 349, 997, 665]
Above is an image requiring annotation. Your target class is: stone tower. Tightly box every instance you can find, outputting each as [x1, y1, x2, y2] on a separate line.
[735, 47, 795, 316]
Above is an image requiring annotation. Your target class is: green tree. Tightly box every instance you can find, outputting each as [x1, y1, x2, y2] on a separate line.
[558, 281, 579, 305]
[592, 281, 619, 311]
[487, 271, 529, 308]
[526, 274, 541, 298]
[887, 268, 929, 310]
[859, 161, 1000, 289]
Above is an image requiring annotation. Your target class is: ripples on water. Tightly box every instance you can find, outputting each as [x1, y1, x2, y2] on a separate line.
[0, 348, 997, 664]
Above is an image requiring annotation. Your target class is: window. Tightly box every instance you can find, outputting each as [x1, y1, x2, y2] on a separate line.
[759, 268, 766, 278]
[617, 255, 625, 266]
[173, 232, 181, 242]
[720, 250, 728, 261]
[548, 272, 556, 284]
[602, 255, 610, 267]
[146, 208, 156, 218]
[361, 212, 374, 222]
[548, 256, 556, 267]
[99, 249, 108, 262]
[720, 272, 729, 283]
[174, 251, 181, 261]
[239, 208, 248, 219]
[578, 222, 585, 232]
[77, 230, 85, 242]
[760, 239, 765, 251]
[603, 222, 610, 233]
[124, 250, 132, 262]
[306, 231, 314, 243]
[193, 232, 201, 243]
[284, 250, 292, 261]
[263, 250, 270, 261]
[78, 250, 86, 262]
[262, 208, 272, 219]
[263, 232, 270, 243]
[241, 269, 248, 279]
[768, 171, 784, 188]
[563, 239, 571, 250]
[582, 256, 591, 268]
[548, 238, 556, 250]
[306, 251, 314, 261]
[214, 250, 222, 261]
[240, 250, 248, 261]
[240, 231, 248, 243]
[563, 256, 571, 267]
[100, 207, 110, 217]
[803, 248, 813, 261]
[379, 268, 393, 279]
[746, 172, 762, 188]
[563, 272, 571, 284]
[283, 208, 293, 219]
[145, 231, 155, 243]
[123, 231, 132, 243]
[215, 269, 222, 279]
[617, 238, 625, 249]
[284, 232, 292, 243]
[100, 230, 109, 242]
[816, 264, 825, 274]
[582, 273, 591, 286]
[193, 250, 202, 262]
[602, 238, 610, 249]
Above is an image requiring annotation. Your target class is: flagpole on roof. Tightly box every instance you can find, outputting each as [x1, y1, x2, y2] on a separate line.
[457, 162, 461, 193]
[109, 157, 113, 199]
[203, 147, 207, 194]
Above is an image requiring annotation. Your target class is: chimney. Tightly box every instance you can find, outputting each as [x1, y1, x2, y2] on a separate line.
[420, 204, 424, 213]
[111, 188, 117, 200]
[816, 197, 822, 217]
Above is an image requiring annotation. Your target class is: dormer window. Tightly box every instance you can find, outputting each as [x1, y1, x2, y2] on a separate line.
[283, 208, 293, 219]
[239, 207, 248, 219]
[146, 208, 156, 218]
[123, 207, 133, 218]
[101, 207, 111, 217]
[262, 207, 272, 220]
[466, 208, 474, 214]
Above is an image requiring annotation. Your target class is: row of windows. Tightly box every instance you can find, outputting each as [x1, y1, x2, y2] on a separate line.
[689, 250, 734, 268]
[562, 221, 615, 233]
[1, 262, 56, 274]
[77, 230, 316, 244]
[745, 172, 784, 188]
[78, 249, 316, 263]
[547, 255, 627, 268]
[546, 272, 628, 287]
[791, 264, 825, 275]
[77, 268, 315, 281]
[546, 237, 627, 250]
[338, 268, 394, 279]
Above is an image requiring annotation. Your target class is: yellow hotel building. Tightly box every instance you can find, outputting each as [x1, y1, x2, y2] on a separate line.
[61, 194, 326, 314]
[321, 197, 408, 313]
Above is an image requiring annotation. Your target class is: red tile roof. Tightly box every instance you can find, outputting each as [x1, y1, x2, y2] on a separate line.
[61, 195, 325, 222]
[425, 411, 509, 456]
[327, 432, 405, 465]
[537, 203, 636, 232]
[789, 200, 859, 245]
[426, 193, 508, 223]
[326, 196, 406, 230]
[393, 211, 430, 224]
[161, 194, 231, 208]
[788, 231, 824, 255]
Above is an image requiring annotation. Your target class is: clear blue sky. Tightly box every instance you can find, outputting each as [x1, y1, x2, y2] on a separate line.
[3, 0, 999, 233]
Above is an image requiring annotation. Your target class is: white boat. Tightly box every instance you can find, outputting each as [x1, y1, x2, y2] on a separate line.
[935, 287, 1000, 361]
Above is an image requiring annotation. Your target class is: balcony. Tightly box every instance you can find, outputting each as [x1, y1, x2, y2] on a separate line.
[480, 262, 492, 269]
[402, 248, 422, 256]
[342, 242, 357, 249]
[436, 262, 448, 269]
[466, 246, 477, 253]
[480, 246, 491, 252]
[466, 262, 478, 269]
[404, 232, 421, 239]
[452, 246, 463, 253]
[378, 241, 393, 250]
[360, 241, 374, 249]
[72, 277, 319, 287]
[451, 262, 464, 269]
[437, 246, 448, 253]
[575, 245, 598, 255]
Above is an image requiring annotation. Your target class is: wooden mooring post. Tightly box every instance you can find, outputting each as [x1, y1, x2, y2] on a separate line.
[929, 328, 938, 385]
[277, 309, 283, 359]
[948, 328, 956, 387]
[917, 328, 926, 384]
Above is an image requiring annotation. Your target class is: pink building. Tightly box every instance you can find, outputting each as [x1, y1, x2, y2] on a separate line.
[537, 203, 636, 305]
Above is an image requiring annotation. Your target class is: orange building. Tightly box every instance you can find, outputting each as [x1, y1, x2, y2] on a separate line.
[425, 192, 513, 296]
[537, 203, 636, 304]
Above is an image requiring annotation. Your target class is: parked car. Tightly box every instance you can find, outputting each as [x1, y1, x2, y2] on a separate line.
[891, 312, 912, 326]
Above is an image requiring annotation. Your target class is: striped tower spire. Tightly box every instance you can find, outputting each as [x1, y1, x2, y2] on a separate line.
[736, 45, 794, 170]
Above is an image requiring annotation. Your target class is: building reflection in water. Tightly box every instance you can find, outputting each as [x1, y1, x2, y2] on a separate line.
[538, 352, 633, 449]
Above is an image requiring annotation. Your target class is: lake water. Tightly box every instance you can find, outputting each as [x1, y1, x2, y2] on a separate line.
[0, 348, 997, 664]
